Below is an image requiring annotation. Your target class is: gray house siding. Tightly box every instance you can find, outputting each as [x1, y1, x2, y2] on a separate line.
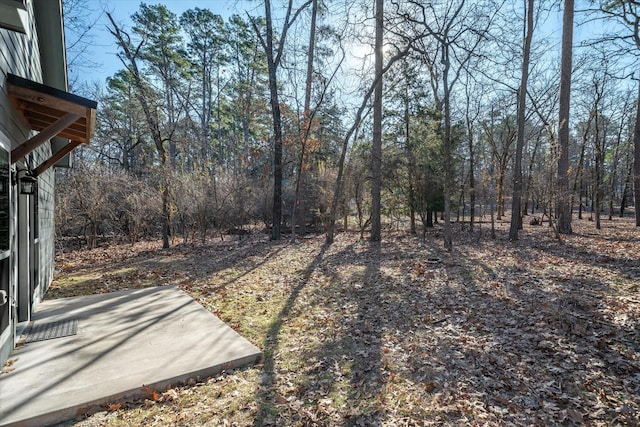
[34, 152, 55, 306]
[0, 0, 57, 366]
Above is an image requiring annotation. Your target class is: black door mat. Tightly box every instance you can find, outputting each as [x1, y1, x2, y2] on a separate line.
[25, 318, 78, 343]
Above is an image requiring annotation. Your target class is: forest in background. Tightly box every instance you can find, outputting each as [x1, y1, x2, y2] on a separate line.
[57, 0, 640, 249]
[43, 2, 640, 424]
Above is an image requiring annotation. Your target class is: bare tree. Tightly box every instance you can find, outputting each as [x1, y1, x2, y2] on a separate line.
[509, 0, 535, 240]
[107, 12, 172, 248]
[370, 0, 384, 242]
[290, 0, 318, 242]
[634, 80, 640, 226]
[557, 0, 575, 234]
[592, 79, 606, 229]
[482, 106, 517, 220]
[462, 70, 482, 234]
[250, 0, 313, 240]
[607, 91, 634, 220]
[594, 1, 640, 226]
[63, 0, 105, 89]
[326, 46, 412, 244]
[405, 0, 498, 250]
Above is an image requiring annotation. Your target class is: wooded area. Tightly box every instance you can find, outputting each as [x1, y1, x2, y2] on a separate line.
[47, 1, 640, 425]
[57, 0, 640, 249]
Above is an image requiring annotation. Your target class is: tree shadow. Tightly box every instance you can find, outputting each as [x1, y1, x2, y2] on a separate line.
[266, 230, 638, 425]
[254, 241, 334, 425]
[341, 242, 384, 425]
[446, 243, 640, 424]
[288, 236, 445, 425]
[52, 228, 640, 425]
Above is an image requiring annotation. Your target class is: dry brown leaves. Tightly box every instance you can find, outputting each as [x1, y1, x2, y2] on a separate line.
[55, 216, 639, 426]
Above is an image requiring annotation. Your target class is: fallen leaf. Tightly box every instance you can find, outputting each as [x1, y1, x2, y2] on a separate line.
[107, 402, 123, 411]
[142, 384, 162, 401]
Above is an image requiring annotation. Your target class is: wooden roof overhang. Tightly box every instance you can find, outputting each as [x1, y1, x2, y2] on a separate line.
[7, 73, 97, 176]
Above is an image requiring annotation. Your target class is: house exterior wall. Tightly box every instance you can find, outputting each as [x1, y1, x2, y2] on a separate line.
[35, 156, 55, 305]
[0, 0, 57, 366]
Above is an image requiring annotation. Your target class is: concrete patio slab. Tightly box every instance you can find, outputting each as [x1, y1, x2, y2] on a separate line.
[0, 286, 261, 427]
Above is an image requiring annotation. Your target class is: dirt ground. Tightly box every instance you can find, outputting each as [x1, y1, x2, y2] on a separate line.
[49, 216, 639, 426]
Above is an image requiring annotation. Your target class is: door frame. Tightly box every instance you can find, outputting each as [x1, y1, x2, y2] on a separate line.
[0, 136, 16, 364]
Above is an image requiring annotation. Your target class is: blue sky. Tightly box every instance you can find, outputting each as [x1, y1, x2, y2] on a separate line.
[70, 1, 618, 90]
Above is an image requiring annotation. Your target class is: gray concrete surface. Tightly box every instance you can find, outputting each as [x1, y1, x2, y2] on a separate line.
[0, 286, 261, 427]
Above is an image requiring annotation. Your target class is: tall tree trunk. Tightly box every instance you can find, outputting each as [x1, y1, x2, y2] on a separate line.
[594, 106, 602, 230]
[524, 134, 541, 216]
[592, 80, 605, 230]
[202, 53, 210, 167]
[326, 46, 411, 243]
[217, 63, 223, 165]
[497, 164, 506, 219]
[557, 0, 574, 234]
[253, 0, 313, 240]
[608, 124, 624, 221]
[264, 0, 283, 240]
[634, 79, 640, 226]
[303, 0, 317, 115]
[578, 177, 584, 219]
[161, 184, 170, 248]
[509, 0, 534, 241]
[442, 46, 453, 250]
[405, 86, 417, 234]
[465, 91, 476, 233]
[107, 13, 171, 248]
[571, 113, 592, 214]
[370, 0, 383, 242]
[620, 161, 632, 217]
[291, 0, 318, 242]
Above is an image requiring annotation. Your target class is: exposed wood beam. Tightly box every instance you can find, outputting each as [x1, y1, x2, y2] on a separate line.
[33, 139, 83, 177]
[11, 112, 80, 164]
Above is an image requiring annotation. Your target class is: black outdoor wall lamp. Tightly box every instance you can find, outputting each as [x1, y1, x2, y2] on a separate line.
[19, 174, 37, 195]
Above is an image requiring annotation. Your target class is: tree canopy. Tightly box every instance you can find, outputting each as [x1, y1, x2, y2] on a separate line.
[59, 0, 640, 247]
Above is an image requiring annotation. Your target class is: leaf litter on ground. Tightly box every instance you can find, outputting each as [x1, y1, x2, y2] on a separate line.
[50, 216, 639, 426]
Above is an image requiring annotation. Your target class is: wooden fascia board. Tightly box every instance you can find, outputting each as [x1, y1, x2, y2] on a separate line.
[8, 83, 95, 118]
